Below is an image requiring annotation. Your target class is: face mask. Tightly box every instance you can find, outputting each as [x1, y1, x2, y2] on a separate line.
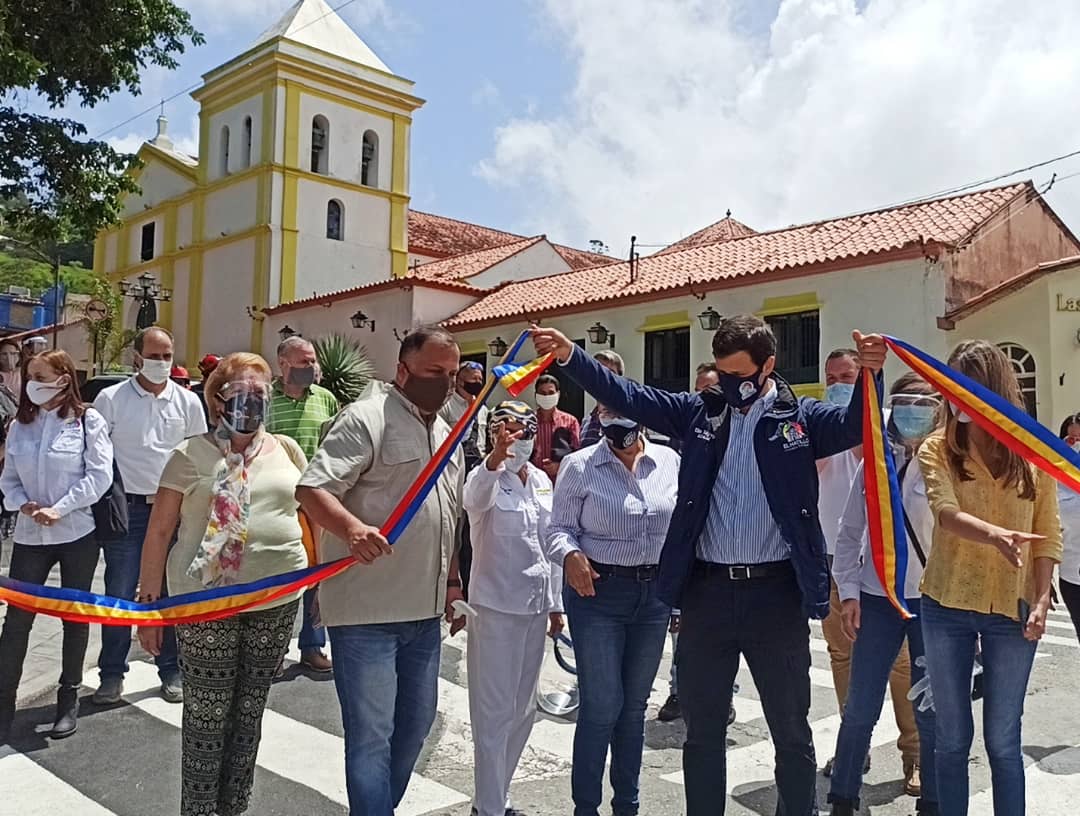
[140, 358, 172, 385]
[1071, 441, 1080, 454]
[601, 416, 640, 450]
[286, 365, 316, 388]
[400, 368, 452, 414]
[536, 393, 560, 411]
[509, 438, 535, 463]
[891, 404, 937, 441]
[26, 378, 66, 406]
[949, 402, 973, 424]
[825, 382, 856, 407]
[220, 393, 268, 435]
[719, 368, 764, 409]
[462, 380, 484, 397]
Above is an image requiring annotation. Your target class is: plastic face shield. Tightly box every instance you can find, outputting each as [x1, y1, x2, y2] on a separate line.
[217, 380, 272, 433]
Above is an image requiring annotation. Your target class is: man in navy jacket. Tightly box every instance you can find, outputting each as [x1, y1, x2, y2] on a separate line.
[533, 316, 886, 816]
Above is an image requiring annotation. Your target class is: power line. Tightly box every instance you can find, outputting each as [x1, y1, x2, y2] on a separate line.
[94, 0, 366, 141]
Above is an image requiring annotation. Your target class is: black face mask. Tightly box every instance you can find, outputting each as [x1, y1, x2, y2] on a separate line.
[462, 380, 484, 397]
[718, 367, 764, 409]
[287, 365, 316, 388]
[601, 418, 641, 450]
[400, 369, 452, 414]
[221, 393, 267, 434]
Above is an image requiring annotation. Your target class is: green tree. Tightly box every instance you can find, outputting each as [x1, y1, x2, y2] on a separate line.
[0, 0, 204, 247]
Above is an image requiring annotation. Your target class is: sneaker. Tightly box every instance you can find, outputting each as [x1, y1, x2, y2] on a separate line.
[92, 677, 124, 705]
[904, 758, 922, 797]
[657, 694, 681, 722]
[300, 649, 333, 674]
[160, 676, 183, 704]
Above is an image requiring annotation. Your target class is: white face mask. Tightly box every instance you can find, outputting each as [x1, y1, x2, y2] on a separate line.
[26, 378, 66, 406]
[508, 438, 535, 464]
[140, 358, 172, 385]
[536, 393, 559, 411]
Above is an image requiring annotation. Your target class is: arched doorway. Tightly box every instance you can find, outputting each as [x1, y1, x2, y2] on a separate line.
[998, 343, 1037, 419]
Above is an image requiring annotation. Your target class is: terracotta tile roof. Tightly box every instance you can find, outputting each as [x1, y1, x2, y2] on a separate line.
[263, 276, 486, 316]
[407, 209, 616, 270]
[659, 214, 758, 254]
[446, 182, 1033, 329]
[944, 254, 1080, 324]
[408, 237, 543, 282]
[2, 318, 89, 343]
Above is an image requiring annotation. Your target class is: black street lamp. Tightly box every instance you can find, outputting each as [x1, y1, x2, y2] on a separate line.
[487, 336, 508, 357]
[697, 306, 722, 331]
[350, 310, 375, 331]
[587, 322, 615, 349]
[119, 271, 172, 331]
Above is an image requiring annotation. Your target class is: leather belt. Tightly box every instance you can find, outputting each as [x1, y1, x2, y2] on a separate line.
[589, 560, 660, 582]
[126, 494, 154, 505]
[693, 559, 793, 581]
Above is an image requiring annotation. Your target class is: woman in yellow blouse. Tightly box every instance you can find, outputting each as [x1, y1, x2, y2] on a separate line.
[918, 340, 1061, 816]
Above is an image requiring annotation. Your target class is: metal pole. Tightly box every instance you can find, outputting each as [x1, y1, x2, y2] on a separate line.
[52, 253, 60, 349]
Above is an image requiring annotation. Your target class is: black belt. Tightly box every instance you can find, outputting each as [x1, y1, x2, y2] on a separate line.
[126, 494, 154, 505]
[590, 560, 660, 582]
[693, 559, 793, 581]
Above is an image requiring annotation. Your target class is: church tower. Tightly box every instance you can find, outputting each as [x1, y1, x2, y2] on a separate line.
[97, 0, 424, 364]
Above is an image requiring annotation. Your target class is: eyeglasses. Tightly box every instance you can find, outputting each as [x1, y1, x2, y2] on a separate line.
[887, 393, 941, 409]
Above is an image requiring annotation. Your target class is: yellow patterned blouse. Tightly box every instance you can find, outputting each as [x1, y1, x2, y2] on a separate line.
[918, 432, 1062, 619]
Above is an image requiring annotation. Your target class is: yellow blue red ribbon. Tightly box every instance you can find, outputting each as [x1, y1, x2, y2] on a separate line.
[493, 353, 555, 397]
[0, 331, 543, 626]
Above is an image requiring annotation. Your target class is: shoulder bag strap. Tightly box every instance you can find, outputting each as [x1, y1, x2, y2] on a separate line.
[897, 459, 927, 568]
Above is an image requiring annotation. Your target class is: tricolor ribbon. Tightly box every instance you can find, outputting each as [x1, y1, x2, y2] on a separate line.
[0, 331, 543, 626]
[863, 336, 1080, 619]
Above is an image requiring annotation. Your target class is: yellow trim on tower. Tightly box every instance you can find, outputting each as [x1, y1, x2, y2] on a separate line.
[636, 310, 690, 333]
[755, 292, 822, 318]
[284, 83, 301, 169]
[107, 226, 271, 282]
[390, 201, 407, 279]
[160, 260, 175, 331]
[261, 83, 277, 165]
[280, 174, 299, 303]
[391, 115, 408, 196]
[116, 226, 130, 273]
[185, 252, 204, 366]
[160, 206, 178, 329]
[197, 110, 210, 185]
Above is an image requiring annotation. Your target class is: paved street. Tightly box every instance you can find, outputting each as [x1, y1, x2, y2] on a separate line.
[3, 587, 1080, 815]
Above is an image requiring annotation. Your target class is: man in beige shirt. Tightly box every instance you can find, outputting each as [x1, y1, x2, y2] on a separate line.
[297, 325, 464, 816]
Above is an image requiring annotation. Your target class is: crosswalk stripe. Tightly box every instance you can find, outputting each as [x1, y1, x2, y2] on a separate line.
[968, 750, 1080, 811]
[0, 751, 119, 815]
[1039, 633, 1077, 648]
[123, 661, 470, 815]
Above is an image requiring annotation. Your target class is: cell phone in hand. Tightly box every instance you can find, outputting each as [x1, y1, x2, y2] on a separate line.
[1018, 598, 1031, 626]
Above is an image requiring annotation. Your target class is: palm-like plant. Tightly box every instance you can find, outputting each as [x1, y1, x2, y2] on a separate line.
[313, 333, 376, 405]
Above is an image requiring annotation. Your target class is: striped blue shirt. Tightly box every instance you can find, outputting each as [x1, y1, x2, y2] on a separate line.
[698, 385, 791, 564]
[547, 439, 681, 567]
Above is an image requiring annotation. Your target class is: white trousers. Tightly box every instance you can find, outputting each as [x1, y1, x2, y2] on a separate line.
[467, 605, 549, 816]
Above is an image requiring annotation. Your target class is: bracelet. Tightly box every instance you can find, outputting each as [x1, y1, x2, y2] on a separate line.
[446, 578, 462, 589]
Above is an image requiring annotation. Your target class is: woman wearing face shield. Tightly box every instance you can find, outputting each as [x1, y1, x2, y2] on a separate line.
[136, 352, 311, 816]
[547, 403, 680, 816]
[827, 373, 942, 816]
[461, 400, 565, 816]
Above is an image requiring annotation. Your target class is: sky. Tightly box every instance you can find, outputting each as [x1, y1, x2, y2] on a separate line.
[55, 0, 1080, 257]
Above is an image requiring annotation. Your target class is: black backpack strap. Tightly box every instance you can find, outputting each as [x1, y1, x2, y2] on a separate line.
[897, 459, 927, 568]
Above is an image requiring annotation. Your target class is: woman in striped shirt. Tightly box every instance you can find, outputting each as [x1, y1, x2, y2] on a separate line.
[547, 405, 680, 816]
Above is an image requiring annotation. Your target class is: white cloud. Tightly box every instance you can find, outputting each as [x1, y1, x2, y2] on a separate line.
[478, 0, 1080, 250]
[471, 79, 502, 108]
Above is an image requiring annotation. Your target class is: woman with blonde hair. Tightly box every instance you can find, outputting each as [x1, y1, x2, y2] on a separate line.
[0, 350, 113, 743]
[136, 352, 310, 816]
[918, 340, 1061, 816]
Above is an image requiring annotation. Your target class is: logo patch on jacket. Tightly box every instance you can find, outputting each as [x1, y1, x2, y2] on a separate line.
[771, 420, 809, 451]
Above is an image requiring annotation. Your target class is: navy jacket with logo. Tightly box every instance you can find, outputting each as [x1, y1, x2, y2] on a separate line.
[558, 346, 881, 619]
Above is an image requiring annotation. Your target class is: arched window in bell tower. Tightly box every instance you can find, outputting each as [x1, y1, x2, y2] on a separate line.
[361, 130, 379, 187]
[220, 125, 231, 176]
[311, 116, 329, 175]
[242, 116, 253, 168]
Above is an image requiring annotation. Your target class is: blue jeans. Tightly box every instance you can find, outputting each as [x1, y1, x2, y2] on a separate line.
[564, 572, 670, 816]
[921, 595, 1036, 816]
[830, 594, 937, 809]
[328, 618, 441, 816]
[299, 588, 326, 651]
[98, 499, 179, 681]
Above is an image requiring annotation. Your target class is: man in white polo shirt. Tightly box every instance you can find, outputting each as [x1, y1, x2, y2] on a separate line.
[92, 327, 207, 704]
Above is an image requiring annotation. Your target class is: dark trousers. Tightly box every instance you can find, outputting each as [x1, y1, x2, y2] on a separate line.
[98, 499, 179, 681]
[679, 563, 816, 816]
[1061, 579, 1080, 640]
[0, 534, 100, 698]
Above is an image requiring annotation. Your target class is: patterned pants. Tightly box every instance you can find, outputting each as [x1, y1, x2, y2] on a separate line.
[176, 600, 298, 816]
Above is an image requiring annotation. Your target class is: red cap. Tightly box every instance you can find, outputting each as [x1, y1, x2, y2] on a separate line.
[198, 354, 220, 374]
[171, 365, 189, 379]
